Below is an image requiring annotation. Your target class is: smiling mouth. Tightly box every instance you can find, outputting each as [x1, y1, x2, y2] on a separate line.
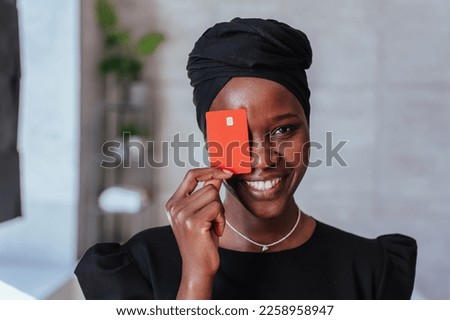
[244, 177, 282, 191]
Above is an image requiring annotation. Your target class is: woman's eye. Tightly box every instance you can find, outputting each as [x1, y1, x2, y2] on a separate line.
[271, 125, 296, 136]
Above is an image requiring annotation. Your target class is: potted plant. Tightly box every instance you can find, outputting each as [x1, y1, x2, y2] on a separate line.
[95, 0, 164, 104]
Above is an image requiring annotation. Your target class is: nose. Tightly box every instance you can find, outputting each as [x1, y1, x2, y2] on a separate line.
[250, 138, 278, 170]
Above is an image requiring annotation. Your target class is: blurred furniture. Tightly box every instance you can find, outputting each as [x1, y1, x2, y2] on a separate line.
[97, 101, 153, 242]
[0, 0, 21, 223]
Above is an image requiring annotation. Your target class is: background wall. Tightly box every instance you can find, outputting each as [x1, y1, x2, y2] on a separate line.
[80, 0, 450, 299]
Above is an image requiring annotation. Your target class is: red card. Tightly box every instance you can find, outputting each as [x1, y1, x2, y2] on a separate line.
[205, 109, 251, 174]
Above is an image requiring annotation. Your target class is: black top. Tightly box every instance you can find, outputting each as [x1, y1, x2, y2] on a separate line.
[75, 220, 417, 300]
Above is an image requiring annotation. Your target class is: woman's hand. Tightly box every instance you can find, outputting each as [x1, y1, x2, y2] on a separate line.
[165, 167, 233, 299]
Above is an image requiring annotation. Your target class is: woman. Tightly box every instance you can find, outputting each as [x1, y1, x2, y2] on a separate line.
[75, 18, 417, 299]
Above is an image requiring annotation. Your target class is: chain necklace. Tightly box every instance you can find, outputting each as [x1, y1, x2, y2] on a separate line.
[225, 209, 301, 252]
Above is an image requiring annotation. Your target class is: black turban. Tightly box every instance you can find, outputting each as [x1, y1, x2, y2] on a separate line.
[187, 17, 313, 133]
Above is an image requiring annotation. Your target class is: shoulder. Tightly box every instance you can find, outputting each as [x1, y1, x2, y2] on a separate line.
[125, 225, 176, 250]
[315, 220, 416, 255]
[122, 225, 180, 268]
[75, 225, 180, 299]
[314, 220, 417, 299]
[79, 225, 178, 266]
[313, 220, 383, 259]
[375, 233, 417, 299]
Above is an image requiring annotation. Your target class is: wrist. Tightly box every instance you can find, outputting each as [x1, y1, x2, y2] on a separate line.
[177, 272, 214, 300]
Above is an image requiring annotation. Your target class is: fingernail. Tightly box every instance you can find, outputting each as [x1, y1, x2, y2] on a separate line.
[222, 169, 233, 175]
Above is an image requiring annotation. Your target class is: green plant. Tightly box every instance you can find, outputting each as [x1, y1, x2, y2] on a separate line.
[95, 0, 164, 82]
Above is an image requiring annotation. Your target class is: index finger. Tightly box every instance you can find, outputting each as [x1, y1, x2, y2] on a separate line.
[171, 167, 233, 200]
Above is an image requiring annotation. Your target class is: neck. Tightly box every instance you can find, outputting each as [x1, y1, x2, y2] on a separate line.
[221, 192, 300, 248]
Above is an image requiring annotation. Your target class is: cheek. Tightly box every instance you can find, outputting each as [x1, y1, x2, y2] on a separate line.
[277, 136, 309, 168]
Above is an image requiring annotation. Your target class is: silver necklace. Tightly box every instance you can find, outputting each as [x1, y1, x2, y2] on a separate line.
[225, 209, 302, 252]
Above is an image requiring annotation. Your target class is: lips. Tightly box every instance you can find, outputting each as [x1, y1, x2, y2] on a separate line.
[244, 177, 282, 191]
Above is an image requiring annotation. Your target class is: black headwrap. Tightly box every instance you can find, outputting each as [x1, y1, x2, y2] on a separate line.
[187, 17, 313, 133]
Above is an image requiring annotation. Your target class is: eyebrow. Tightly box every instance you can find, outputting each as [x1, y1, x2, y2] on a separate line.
[270, 113, 301, 122]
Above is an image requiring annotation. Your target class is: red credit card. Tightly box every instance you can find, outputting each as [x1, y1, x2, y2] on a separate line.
[205, 109, 251, 174]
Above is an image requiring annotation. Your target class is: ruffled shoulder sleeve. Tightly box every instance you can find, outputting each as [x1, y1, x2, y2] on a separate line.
[74, 242, 154, 299]
[376, 234, 417, 299]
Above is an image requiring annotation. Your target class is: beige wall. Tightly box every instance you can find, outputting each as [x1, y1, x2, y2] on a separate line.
[79, 0, 450, 299]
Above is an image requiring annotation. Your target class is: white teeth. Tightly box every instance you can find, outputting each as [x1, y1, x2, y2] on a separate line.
[245, 178, 281, 191]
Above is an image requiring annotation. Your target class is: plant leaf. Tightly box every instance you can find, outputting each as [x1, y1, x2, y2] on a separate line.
[136, 33, 164, 56]
[120, 57, 142, 80]
[99, 56, 121, 76]
[105, 30, 130, 47]
[96, 0, 117, 30]
[99, 55, 142, 80]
